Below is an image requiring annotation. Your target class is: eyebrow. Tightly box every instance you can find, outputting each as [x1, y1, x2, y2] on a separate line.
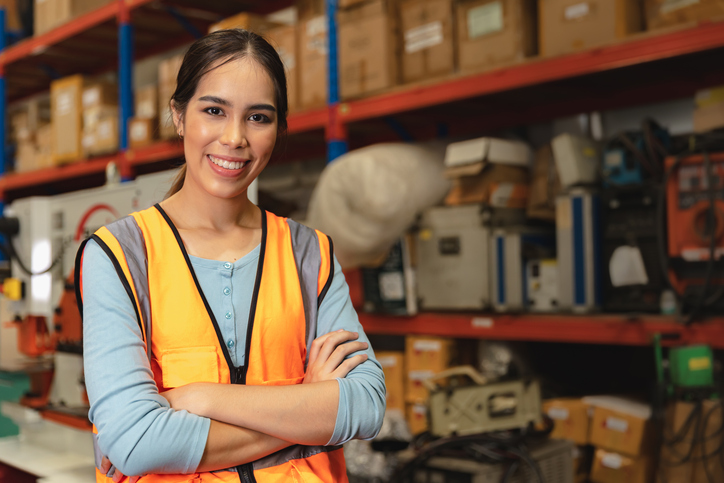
[197, 96, 276, 113]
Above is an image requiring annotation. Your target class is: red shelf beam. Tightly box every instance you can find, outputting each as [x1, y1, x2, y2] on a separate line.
[0, 155, 119, 194]
[338, 20, 724, 123]
[0, 2, 120, 65]
[359, 313, 724, 348]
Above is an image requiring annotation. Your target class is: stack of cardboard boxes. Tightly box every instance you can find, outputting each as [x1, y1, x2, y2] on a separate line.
[34, 0, 111, 36]
[645, 0, 724, 31]
[157, 54, 184, 141]
[128, 85, 158, 149]
[543, 396, 655, 483]
[81, 80, 118, 157]
[10, 95, 52, 173]
[298, 0, 329, 109]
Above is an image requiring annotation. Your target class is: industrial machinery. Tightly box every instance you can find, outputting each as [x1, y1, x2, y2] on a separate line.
[490, 227, 555, 312]
[556, 188, 602, 313]
[423, 366, 542, 438]
[602, 120, 670, 187]
[663, 151, 724, 315]
[415, 204, 525, 311]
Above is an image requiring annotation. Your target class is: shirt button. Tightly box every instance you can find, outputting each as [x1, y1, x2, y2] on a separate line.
[225, 311, 232, 319]
[227, 340, 235, 349]
[223, 287, 231, 296]
[223, 262, 232, 269]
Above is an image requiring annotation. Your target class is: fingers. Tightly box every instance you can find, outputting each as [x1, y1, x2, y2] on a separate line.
[331, 353, 369, 379]
[325, 341, 368, 371]
[315, 331, 360, 366]
[100, 456, 112, 475]
[112, 469, 125, 483]
[130, 477, 140, 483]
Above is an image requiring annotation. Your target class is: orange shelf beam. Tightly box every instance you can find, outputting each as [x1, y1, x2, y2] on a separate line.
[0, 2, 120, 65]
[126, 140, 184, 166]
[0, 155, 119, 194]
[359, 313, 724, 348]
[287, 108, 328, 134]
[338, 20, 724, 122]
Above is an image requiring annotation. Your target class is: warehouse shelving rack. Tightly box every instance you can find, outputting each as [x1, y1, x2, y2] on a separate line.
[0, 1, 724, 346]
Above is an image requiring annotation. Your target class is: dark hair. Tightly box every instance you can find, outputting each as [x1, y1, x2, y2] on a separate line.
[166, 28, 288, 197]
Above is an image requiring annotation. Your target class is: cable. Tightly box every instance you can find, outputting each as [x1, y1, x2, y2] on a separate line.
[0, 236, 70, 277]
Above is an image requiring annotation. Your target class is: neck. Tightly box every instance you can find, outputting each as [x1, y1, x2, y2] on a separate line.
[163, 185, 260, 232]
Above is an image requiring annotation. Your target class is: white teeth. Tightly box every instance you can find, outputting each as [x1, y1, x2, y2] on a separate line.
[210, 155, 246, 170]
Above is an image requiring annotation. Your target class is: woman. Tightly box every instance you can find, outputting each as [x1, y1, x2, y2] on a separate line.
[78, 29, 385, 483]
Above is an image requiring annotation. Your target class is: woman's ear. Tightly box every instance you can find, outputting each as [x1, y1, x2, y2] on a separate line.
[171, 101, 184, 138]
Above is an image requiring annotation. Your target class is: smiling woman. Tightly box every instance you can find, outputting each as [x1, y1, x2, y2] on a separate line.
[76, 29, 385, 483]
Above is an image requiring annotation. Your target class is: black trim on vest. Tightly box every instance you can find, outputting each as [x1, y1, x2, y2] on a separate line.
[317, 236, 334, 309]
[153, 203, 240, 381]
[90, 235, 144, 337]
[74, 238, 89, 321]
[240, 211, 267, 385]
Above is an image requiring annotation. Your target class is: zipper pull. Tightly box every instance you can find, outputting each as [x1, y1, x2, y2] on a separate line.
[232, 366, 245, 385]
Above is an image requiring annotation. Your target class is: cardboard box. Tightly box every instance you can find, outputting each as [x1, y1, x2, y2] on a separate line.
[158, 54, 184, 139]
[377, 351, 405, 411]
[128, 117, 158, 149]
[694, 101, 724, 133]
[82, 81, 117, 109]
[208, 12, 282, 34]
[527, 144, 561, 222]
[299, 14, 328, 109]
[543, 398, 591, 445]
[135, 84, 158, 119]
[590, 449, 651, 483]
[539, 0, 644, 58]
[400, 0, 455, 83]
[457, 0, 537, 73]
[83, 106, 118, 156]
[35, 0, 110, 37]
[584, 396, 652, 457]
[337, 0, 398, 100]
[15, 124, 53, 173]
[406, 401, 428, 434]
[695, 85, 724, 108]
[51, 74, 85, 164]
[405, 335, 453, 402]
[339, 0, 369, 8]
[298, 0, 326, 19]
[645, 0, 724, 31]
[0, 0, 22, 31]
[266, 25, 299, 112]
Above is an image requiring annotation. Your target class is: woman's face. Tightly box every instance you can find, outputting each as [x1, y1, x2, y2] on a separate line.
[174, 56, 278, 200]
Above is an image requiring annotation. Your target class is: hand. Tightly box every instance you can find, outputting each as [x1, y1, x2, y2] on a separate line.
[304, 330, 368, 384]
[100, 455, 140, 483]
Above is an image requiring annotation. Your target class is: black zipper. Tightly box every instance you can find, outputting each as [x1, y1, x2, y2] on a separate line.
[154, 204, 267, 483]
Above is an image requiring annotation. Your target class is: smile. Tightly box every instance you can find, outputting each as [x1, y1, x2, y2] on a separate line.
[208, 155, 249, 170]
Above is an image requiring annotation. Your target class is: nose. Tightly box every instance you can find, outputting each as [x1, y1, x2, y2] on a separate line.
[219, 118, 247, 149]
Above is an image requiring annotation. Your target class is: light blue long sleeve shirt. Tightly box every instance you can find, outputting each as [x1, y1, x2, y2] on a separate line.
[82, 238, 385, 476]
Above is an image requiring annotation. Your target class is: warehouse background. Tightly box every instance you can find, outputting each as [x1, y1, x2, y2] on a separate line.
[0, 0, 723, 482]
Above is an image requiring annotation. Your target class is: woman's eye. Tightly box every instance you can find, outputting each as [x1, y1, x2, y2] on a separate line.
[206, 107, 222, 116]
[249, 113, 270, 123]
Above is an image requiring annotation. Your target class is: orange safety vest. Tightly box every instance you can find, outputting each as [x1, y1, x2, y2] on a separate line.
[76, 204, 348, 483]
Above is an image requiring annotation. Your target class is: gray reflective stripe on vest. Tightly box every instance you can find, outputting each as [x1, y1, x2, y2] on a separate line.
[104, 215, 152, 361]
[286, 219, 321, 369]
[251, 444, 343, 471]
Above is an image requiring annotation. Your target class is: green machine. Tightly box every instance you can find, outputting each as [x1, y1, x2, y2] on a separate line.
[0, 371, 30, 437]
[653, 335, 715, 395]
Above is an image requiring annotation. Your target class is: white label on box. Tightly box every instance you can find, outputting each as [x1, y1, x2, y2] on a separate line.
[306, 16, 328, 36]
[547, 407, 570, 421]
[413, 340, 442, 352]
[57, 92, 73, 116]
[472, 317, 494, 328]
[83, 88, 100, 108]
[404, 21, 443, 53]
[661, 0, 700, 15]
[490, 183, 515, 207]
[82, 134, 94, 148]
[601, 452, 623, 470]
[468, 2, 503, 39]
[130, 122, 148, 141]
[307, 36, 328, 56]
[412, 404, 427, 416]
[565, 3, 591, 20]
[605, 416, 629, 433]
[409, 370, 435, 381]
[98, 120, 112, 140]
[379, 271, 405, 301]
[377, 356, 398, 368]
[137, 101, 154, 119]
[277, 47, 296, 70]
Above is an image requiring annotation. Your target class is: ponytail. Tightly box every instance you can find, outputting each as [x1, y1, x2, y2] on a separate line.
[165, 164, 187, 199]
